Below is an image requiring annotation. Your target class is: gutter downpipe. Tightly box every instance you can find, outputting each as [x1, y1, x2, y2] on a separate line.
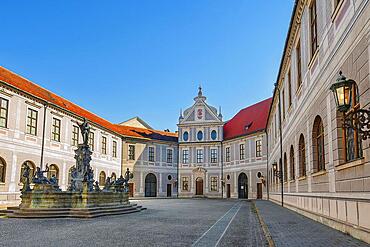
[40, 103, 48, 169]
[275, 85, 284, 207]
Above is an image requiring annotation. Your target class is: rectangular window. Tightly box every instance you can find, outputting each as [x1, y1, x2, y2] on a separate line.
[226, 147, 230, 162]
[196, 149, 203, 163]
[0, 98, 9, 128]
[149, 146, 155, 162]
[310, 0, 318, 57]
[240, 144, 245, 160]
[296, 39, 302, 89]
[210, 149, 218, 163]
[128, 145, 135, 160]
[167, 149, 173, 163]
[288, 70, 292, 107]
[256, 140, 262, 157]
[183, 149, 189, 164]
[72, 125, 79, 146]
[51, 118, 61, 142]
[112, 141, 117, 158]
[101, 136, 107, 154]
[89, 132, 95, 151]
[210, 177, 218, 191]
[26, 108, 38, 135]
[182, 177, 189, 191]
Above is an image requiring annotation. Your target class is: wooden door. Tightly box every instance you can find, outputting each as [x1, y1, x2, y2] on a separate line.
[257, 183, 262, 199]
[167, 184, 172, 197]
[226, 184, 231, 198]
[196, 178, 203, 195]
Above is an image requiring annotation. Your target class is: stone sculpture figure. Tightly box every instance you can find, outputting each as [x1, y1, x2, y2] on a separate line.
[68, 167, 78, 191]
[114, 175, 125, 192]
[78, 118, 90, 146]
[86, 167, 94, 192]
[33, 165, 50, 184]
[103, 177, 113, 191]
[94, 181, 101, 192]
[124, 168, 133, 192]
[21, 164, 32, 192]
[50, 175, 61, 192]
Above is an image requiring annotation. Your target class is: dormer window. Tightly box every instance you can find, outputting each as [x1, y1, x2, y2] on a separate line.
[245, 122, 253, 131]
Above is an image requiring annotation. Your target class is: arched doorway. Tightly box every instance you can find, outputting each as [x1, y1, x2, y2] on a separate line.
[238, 173, 248, 199]
[195, 177, 203, 195]
[145, 173, 157, 197]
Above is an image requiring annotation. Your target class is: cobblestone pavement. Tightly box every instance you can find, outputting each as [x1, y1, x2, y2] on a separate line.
[0, 199, 266, 247]
[255, 200, 368, 247]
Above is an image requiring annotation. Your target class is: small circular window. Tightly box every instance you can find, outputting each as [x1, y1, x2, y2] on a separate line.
[183, 131, 189, 141]
[197, 131, 203, 141]
[168, 175, 172, 180]
[211, 130, 217, 140]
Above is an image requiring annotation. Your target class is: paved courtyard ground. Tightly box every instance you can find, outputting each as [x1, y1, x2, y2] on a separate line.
[0, 199, 367, 247]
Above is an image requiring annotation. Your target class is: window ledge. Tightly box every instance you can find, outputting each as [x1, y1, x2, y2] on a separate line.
[308, 49, 319, 70]
[331, 0, 345, 22]
[0, 182, 5, 185]
[312, 170, 327, 177]
[336, 158, 364, 171]
[298, 176, 307, 181]
[289, 179, 296, 182]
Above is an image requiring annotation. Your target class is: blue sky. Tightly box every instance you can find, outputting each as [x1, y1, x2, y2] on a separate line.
[1, 1, 293, 131]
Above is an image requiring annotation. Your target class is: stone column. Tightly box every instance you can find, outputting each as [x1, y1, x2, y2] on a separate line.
[234, 171, 238, 197]
[191, 173, 194, 193]
[205, 172, 209, 193]
[159, 173, 163, 195]
[140, 172, 144, 193]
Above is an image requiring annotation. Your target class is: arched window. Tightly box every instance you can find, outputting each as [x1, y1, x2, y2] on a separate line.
[299, 134, 306, 177]
[47, 164, 59, 180]
[290, 145, 295, 180]
[111, 172, 117, 181]
[0, 157, 6, 183]
[99, 171, 106, 186]
[312, 116, 325, 172]
[20, 161, 36, 183]
[283, 153, 287, 182]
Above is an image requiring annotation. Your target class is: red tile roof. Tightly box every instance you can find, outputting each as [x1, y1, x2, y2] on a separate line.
[223, 98, 272, 140]
[0, 66, 178, 142]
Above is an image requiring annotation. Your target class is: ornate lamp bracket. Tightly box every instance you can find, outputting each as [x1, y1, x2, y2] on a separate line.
[343, 108, 370, 140]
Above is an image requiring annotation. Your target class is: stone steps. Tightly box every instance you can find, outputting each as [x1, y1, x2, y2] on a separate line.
[7, 204, 146, 218]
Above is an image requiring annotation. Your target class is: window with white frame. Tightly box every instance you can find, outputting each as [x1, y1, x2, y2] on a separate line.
[196, 149, 203, 163]
[72, 125, 79, 146]
[182, 149, 189, 164]
[26, 108, 38, 135]
[51, 118, 61, 142]
[89, 132, 94, 151]
[182, 177, 189, 191]
[210, 149, 217, 163]
[112, 141, 117, 158]
[256, 140, 262, 157]
[128, 145, 135, 160]
[101, 136, 107, 154]
[210, 177, 218, 191]
[225, 147, 230, 162]
[0, 97, 9, 128]
[167, 149, 173, 163]
[149, 146, 155, 162]
[240, 144, 245, 160]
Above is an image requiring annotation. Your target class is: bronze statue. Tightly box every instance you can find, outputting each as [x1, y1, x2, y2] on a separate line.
[33, 164, 50, 184]
[78, 118, 90, 146]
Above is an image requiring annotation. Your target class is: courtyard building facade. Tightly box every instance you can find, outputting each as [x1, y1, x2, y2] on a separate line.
[266, 0, 370, 242]
[0, 66, 270, 204]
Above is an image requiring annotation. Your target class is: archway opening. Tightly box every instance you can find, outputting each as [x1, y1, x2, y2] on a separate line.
[238, 173, 248, 199]
[145, 173, 157, 197]
[195, 177, 203, 195]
